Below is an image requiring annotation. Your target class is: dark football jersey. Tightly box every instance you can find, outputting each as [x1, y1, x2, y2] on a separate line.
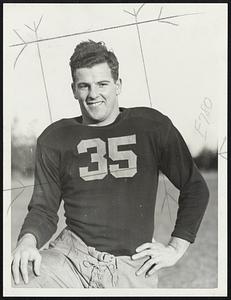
[18, 107, 209, 256]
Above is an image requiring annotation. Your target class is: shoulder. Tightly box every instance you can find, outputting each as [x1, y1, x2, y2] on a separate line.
[37, 117, 78, 146]
[127, 106, 172, 129]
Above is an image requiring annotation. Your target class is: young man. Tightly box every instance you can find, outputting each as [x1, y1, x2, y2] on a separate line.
[11, 40, 209, 288]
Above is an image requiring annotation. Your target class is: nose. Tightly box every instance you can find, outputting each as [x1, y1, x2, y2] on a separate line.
[88, 85, 98, 99]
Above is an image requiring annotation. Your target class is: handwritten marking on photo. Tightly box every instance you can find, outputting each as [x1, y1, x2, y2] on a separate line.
[218, 136, 227, 160]
[195, 97, 213, 141]
[161, 174, 178, 223]
[9, 11, 202, 48]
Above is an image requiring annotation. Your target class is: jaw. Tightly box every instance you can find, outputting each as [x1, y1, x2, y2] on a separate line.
[81, 101, 108, 124]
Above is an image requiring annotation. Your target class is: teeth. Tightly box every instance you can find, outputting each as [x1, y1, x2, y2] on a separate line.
[88, 102, 102, 106]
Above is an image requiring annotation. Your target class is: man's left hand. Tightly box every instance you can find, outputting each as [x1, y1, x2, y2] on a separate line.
[132, 238, 186, 277]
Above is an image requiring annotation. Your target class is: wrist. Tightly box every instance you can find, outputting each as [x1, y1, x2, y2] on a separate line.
[17, 233, 37, 248]
[167, 237, 190, 258]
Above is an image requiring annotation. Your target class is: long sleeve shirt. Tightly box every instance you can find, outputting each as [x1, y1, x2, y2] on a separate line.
[18, 107, 209, 256]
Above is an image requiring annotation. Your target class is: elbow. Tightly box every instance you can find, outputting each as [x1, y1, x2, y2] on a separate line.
[200, 177, 210, 208]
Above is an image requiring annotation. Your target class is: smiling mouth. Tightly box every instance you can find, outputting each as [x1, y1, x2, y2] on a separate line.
[87, 101, 104, 107]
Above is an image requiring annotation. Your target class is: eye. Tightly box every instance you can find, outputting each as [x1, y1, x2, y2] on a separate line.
[78, 83, 88, 90]
[98, 82, 108, 88]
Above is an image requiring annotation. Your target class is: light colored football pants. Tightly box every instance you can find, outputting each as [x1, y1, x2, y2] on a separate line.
[12, 227, 158, 288]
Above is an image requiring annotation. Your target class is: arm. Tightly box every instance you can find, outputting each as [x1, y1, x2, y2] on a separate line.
[159, 121, 209, 243]
[18, 140, 62, 248]
[133, 119, 209, 276]
[12, 139, 62, 284]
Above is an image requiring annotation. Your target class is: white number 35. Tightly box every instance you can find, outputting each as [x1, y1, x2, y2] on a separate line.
[77, 135, 137, 181]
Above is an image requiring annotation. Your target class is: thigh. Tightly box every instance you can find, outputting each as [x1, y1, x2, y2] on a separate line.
[12, 247, 84, 288]
[116, 256, 158, 288]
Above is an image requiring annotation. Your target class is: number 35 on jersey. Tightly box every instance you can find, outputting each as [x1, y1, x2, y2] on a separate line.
[77, 134, 137, 181]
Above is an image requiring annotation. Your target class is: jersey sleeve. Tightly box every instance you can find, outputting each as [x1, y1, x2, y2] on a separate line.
[17, 140, 62, 249]
[159, 120, 209, 243]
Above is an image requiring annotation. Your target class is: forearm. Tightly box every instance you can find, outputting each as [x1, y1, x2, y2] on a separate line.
[172, 177, 209, 243]
[18, 140, 61, 249]
[18, 208, 59, 249]
[160, 123, 210, 243]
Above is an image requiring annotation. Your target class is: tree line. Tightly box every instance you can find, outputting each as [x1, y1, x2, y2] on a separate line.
[11, 137, 218, 178]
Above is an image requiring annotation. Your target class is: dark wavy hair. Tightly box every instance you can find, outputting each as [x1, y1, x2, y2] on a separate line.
[69, 40, 119, 82]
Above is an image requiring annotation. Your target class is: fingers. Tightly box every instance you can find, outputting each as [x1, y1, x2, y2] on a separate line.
[11, 249, 41, 285]
[146, 263, 163, 276]
[133, 241, 163, 261]
[133, 239, 180, 278]
[135, 241, 162, 253]
[20, 252, 29, 284]
[132, 249, 159, 260]
[33, 254, 41, 276]
[135, 242, 154, 252]
[12, 255, 20, 285]
[136, 257, 160, 276]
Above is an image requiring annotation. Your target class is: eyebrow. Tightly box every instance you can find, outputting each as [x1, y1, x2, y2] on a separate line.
[77, 80, 111, 86]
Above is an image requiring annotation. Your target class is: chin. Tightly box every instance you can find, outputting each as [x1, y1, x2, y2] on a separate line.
[93, 117, 107, 124]
[89, 113, 107, 123]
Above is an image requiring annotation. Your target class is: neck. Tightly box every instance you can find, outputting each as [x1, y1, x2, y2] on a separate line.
[83, 108, 120, 127]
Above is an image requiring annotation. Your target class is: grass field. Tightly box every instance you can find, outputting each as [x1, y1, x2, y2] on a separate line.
[10, 171, 217, 288]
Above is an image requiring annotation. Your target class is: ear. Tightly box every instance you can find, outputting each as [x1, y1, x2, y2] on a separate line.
[71, 82, 78, 100]
[116, 78, 122, 96]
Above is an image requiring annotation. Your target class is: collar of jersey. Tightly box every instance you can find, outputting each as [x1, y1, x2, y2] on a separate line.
[75, 107, 128, 129]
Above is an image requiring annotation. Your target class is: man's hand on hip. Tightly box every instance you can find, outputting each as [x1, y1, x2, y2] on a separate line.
[132, 237, 190, 277]
[11, 233, 41, 285]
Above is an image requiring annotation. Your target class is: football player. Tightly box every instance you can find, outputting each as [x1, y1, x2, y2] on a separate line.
[11, 40, 209, 288]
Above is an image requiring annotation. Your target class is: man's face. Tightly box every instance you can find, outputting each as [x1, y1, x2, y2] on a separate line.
[72, 62, 121, 126]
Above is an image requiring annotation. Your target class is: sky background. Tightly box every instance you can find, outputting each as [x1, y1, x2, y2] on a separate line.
[4, 3, 227, 156]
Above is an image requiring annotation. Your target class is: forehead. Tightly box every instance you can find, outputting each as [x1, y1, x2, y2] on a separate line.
[74, 62, 113, 82]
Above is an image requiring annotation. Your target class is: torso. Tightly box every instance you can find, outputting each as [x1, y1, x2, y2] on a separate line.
[38, 107, 172, 255]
